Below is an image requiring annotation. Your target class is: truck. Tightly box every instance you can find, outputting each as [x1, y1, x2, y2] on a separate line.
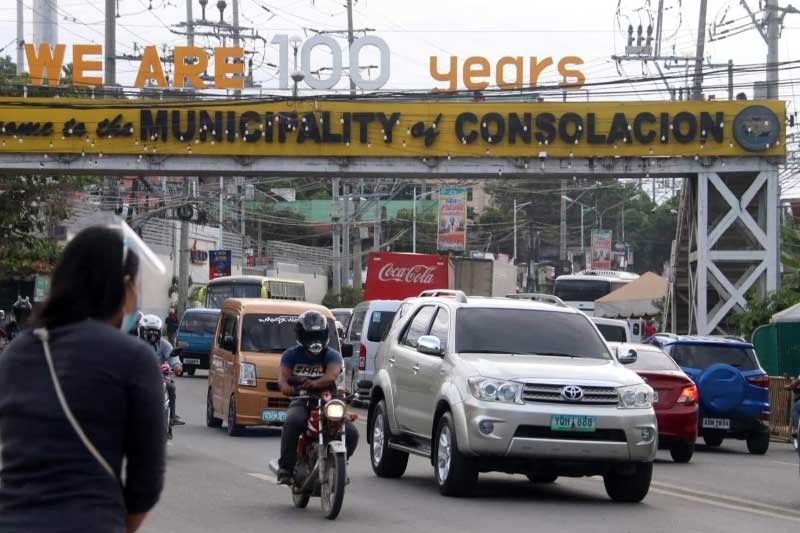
[362, 252, 517, 301]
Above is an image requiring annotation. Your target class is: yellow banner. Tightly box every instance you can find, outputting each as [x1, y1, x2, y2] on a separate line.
[0, 98, 785, 158]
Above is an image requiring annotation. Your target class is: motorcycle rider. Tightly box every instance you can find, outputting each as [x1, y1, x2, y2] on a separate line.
[6, 297, 33, 341]
[276, 311, 358, 485]
[139, 314, 185, 426]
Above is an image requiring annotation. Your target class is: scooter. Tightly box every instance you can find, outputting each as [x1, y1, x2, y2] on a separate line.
[270, 377, 349, 520]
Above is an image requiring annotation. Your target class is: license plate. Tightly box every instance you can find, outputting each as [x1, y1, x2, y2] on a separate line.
[702, 417, 730, 430]
[183, 358, 201, 365]
[262, 409, 288, 423]
[551, 415, 596, 432]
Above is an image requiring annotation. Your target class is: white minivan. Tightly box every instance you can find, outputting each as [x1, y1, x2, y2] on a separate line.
[342, 300, 401, 405]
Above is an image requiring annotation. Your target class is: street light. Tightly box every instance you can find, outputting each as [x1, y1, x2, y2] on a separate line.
[562, 195, 596, 262]
[412, 186, 437, 253]
[289, 35, 304, 98]
[513, 199, 532, 264]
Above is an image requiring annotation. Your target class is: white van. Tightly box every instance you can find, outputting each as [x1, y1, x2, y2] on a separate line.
[342, 300, 402, 405]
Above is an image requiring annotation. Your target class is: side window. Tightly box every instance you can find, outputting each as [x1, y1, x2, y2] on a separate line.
[402, 306, 436, 349]
[217, 315, 230, 346]
[348, 308, 366, 342]
[428, 308, 450, 352]
[223, 315, 238, 346]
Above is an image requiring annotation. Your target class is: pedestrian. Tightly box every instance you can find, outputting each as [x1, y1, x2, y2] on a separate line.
[644, 316, 657, 339]
[165, 308, 180, 345]
[0, 225, 167, 533]
[784, 374, 800, 432]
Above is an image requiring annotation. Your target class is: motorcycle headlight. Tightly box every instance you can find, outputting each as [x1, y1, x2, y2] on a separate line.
[238, 362, 257, 387]
[468, 377, 523, 404]
[325, 400, 346, 421]
[618, 384, 654, 409]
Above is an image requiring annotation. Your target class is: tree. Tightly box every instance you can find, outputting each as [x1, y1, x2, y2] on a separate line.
[0, 177, 96, 277]
[729, 287, 800, 341]
[322, 287, 363, 308]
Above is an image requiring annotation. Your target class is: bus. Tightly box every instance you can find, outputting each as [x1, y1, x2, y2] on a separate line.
[553, 270, 639, 316]
[198, 276, 306, 309]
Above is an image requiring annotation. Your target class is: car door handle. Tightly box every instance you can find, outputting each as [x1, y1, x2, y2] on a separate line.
[388, 357, 396, 367]
[412, 363, 420, 374]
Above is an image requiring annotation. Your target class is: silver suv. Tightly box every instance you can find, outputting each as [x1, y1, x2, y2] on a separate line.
[366, 292, 657, 502]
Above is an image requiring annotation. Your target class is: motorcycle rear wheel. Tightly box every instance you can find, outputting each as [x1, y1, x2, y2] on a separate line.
[292, 490, 311, 509]
[320, 454, 346, 520]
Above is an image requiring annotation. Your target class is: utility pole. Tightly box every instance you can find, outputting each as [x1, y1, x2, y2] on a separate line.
[342, 184, 350, 287]
[346, 0, 356, 95]
[177, 179, 191, 317]
[513, 198, 518, 263]
[412, 185, 417, 254]
[218, 177, 224, 249]
[186, 0, 194, 47]
[559, 181, 567, 263]
[691, 0, 708, 101]
[15, 0, 23, 75]
[232, 0, 241, 97]
[654, 0, 665, 56]
[766, 0, 779, 99]
[352, 181, 362, 292]
[104, 0, 116, 86]
[332, 178, 341, 295]
[373, 192, 381, 251]
[240, 182, 246, 272]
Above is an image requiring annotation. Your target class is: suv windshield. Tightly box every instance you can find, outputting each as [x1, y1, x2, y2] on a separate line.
[455, 308, 612, 359]
[180, 313, 219, 335]
[670, 343, 758, 370]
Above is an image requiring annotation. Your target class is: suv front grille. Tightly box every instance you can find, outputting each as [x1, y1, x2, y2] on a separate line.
[522, 383, 619, 405]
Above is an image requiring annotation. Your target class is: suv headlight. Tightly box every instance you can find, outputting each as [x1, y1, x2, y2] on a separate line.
[468, 377, 523, 404]
[617, 384, 654, 409]
[238, 363, 257, 387]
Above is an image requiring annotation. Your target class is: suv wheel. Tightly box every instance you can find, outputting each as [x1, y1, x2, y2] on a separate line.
[603, 463, 652, 503]
[433, 412, 477, 497]
[703, 432, 724, 447]
[669, 441, 694, 463]
[226, 395, 244, 437]
[746, 432, 770, 455]
[369, 400, 409, 478]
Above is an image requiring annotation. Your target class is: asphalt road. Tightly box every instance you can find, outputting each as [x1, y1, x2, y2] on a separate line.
[141, 374, 800, 533]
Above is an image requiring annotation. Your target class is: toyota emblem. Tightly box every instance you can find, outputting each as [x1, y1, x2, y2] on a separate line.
[561, 385, 584, 401]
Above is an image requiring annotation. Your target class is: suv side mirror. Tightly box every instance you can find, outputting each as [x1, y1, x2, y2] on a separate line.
[616, 345, 637, 365]
[342, 343, 354, 358]
[222, 335, 237, 353]
[417, 335, 443, 356]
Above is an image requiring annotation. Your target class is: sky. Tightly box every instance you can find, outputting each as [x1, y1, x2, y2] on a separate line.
[0, 0, 798, 190]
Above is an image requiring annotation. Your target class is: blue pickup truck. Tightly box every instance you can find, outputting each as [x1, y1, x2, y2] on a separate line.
[649, 334, 771, 454]
[174, 308, 220, 376]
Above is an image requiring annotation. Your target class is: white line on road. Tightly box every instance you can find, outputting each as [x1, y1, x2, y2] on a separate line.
[651, 480, 800, 517]
[650, 486, 800, 524]
[769, 460, 798, 467]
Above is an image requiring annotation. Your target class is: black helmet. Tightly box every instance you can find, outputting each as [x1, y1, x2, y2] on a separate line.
[12, 297, 32, 326]
[295, 310, 329, 355]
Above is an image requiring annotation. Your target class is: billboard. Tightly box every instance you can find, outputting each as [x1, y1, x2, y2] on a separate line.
[364, 252, 448, 301]
[208, 250, 232, 280]
[590, 230, 613, 270]
[437, 187, 467, 252]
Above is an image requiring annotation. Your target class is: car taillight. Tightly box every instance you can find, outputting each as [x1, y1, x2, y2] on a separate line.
[676, 384, 698, 405]
[747, 375, 770, 388]
[358, 344, 367, 371]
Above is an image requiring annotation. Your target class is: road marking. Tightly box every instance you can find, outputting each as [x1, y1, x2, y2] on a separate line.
[247, 472, 277, 484]
[769, 460, 798, 467]
[650, 486, 800, 524]
[651, 480, 800, 516]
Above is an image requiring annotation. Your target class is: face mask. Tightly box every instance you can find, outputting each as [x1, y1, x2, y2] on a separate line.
[121, 310, 140, 332]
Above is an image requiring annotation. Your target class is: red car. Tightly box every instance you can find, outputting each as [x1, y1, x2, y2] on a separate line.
[611, 343, 699, 463]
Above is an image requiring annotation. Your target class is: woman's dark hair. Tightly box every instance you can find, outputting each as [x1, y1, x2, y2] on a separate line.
[36, 226, 140, 329]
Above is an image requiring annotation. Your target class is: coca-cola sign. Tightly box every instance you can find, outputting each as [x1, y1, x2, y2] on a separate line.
[365, 252, 448, 301]
[378, 263, 438, 284]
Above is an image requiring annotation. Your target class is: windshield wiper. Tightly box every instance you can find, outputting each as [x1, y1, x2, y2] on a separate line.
[463, 350, 519, 355]
[530, 352, 579, 358]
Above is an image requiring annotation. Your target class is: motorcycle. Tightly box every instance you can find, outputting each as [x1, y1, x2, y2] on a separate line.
[160, 363, 174, 441]
[270, 376, 349, 520]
